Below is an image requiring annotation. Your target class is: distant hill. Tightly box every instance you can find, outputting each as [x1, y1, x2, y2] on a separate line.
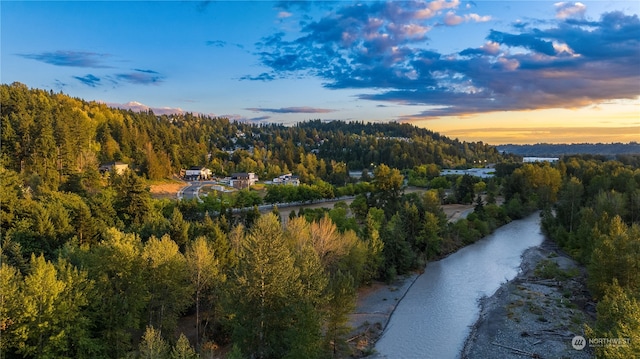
[1, 82, 512, 189]
[497, 143, 640, 158]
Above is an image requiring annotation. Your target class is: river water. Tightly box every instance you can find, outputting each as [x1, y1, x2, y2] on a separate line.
[373, 212, 545, 359]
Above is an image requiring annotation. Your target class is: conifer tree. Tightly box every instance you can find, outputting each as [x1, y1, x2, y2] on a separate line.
[325, 270, 356, 357]
[142, 235, 192, 333]
[139, 325, 169, 359]
[11, 255, 93, 358]
[185, 236, 219, 346]
[0, 262, 23, 354]
[586, 280, 640, 359]
[80, 228, 149, 358]
[588, 217, 640, 299]
[171, 333, 199, 359]
[230, 213, 304, 358]
[363, 211, 384, 283]
[169, 207, 190, 250]
[114, 170, 152, 227]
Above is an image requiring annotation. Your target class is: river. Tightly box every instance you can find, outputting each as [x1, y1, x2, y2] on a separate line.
[373, 212, 545, 359]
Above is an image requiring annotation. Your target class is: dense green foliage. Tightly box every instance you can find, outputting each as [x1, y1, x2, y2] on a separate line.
[1, 83, 576, 358]
[541, 156, 640, 358]
[1, 82, 509, 185]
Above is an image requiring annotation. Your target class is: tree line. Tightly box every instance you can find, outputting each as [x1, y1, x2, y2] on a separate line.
[540, 156, 640, 358]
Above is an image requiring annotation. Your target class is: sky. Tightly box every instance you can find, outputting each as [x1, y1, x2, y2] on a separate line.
[2, 0, 639, 145]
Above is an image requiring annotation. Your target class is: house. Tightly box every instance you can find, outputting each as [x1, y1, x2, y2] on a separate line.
[184, 166, 212, 181]
[272, 173, 300, 186]
[99, 161, 128, 175]
[230, 172, 258, 189]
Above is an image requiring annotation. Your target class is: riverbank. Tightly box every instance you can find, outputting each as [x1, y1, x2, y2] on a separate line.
[349, 212, 543, 357]
[461, 239, 596, 359]
[346, 273, 420, 356]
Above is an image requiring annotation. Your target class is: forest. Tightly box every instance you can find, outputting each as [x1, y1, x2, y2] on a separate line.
[541, 156, 640, 358]
[1, 82, 638, 358]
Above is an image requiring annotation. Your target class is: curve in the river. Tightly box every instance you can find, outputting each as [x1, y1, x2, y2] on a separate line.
[373, 212, 545, 359]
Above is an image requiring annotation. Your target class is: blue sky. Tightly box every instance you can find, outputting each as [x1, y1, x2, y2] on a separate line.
[2, 1, 639, 144]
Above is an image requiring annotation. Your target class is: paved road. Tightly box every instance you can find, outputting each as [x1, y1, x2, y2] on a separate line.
[178, 181, 232, 201]
[181, 184, 200, 201]
[177, 182, 204, 201]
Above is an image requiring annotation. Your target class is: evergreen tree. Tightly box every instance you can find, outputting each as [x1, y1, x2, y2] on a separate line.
[170, 334, 199, 359]
[142, 235, 193, 333]
[114, 171, 152, 227]
[586, 280, 640, 359]
[230, 213, 305, 359]
[474, 193, 485, 218]
[381, 213, 415, 280]
[169, 207, 190, 250]
[325, 270, 356, 358]
[138, 325, 169, 359]
[455, 174, 475, 204]
[363, 211, 384, 283]
[11, 255, 94, 358]
[588, 217, 640, 299]
[0, 263, 23, 354]
[185, 236, 219, 346]
[79, 228, 149, 358]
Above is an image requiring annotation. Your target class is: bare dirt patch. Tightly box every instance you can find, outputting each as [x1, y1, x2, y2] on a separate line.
[149, 181, 187, 199]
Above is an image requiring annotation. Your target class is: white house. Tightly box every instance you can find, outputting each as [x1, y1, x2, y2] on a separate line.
[272, 173, 300, 186]
[185, 166, 212, 181]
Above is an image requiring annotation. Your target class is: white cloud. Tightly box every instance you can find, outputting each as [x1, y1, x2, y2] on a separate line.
[444, 11, 464, 26]
[552, 41, 578, 56]
[428, 0, 460, 12]
[466, 13, 491, 23]
[481, 41, 501, 55]
[554, 2, 587, 19]
[444, 11, 491, 26]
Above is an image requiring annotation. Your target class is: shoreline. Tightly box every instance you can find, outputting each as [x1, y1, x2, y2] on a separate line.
[461, 238, 595, 359]
[347, 234, 597, 359]
[347, 272, 421, 356]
